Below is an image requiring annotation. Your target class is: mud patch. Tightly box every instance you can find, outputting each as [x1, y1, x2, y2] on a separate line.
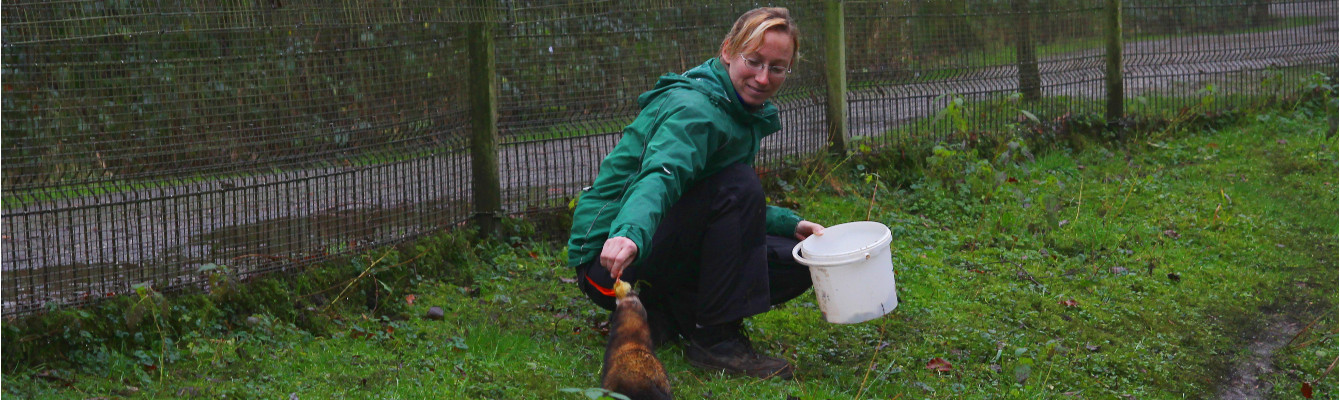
[1216, 314, 1302, 400]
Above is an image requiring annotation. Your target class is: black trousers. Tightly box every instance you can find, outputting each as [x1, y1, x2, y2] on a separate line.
[577, 163, 813, 333]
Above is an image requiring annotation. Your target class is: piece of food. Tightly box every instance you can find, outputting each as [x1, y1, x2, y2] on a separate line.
[613, 279, 631, 299]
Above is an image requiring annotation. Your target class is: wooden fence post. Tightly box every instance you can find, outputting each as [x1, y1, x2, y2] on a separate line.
[468, 2, 502, 239]
[823, 0, 849, 156]
[1105, 0, 1124, 121]
[1014, 0, 1041, 102]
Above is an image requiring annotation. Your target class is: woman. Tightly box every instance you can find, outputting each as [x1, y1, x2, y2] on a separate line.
[567, 7, 822, 380]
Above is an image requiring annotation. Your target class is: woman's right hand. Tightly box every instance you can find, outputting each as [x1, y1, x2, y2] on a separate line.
[599, 236, 639, 280]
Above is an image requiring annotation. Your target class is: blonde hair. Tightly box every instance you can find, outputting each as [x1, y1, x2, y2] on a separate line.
[719, 7, 799, 64]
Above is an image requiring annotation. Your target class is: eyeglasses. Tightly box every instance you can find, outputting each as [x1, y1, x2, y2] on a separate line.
[738, 54, 792, 78]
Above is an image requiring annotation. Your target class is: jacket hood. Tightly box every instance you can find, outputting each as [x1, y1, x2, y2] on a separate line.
[636, 58, 782, 133]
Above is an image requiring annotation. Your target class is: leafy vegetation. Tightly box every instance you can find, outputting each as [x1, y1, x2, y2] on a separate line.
[4, 86, 1335, 398]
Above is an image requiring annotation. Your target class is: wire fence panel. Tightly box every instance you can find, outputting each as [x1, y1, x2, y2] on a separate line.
[1123, 0, 1337, 114]
[846, 0, 1110, 149]
[3, 1, 478, 315]
[2, 0, 1334, 316]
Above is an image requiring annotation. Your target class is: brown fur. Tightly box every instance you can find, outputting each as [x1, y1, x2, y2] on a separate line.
[600, 293, 672, 400]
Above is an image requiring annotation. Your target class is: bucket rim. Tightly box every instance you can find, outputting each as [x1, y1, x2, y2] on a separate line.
[791, 236, 891, 267]
[796, 221, 892, 262]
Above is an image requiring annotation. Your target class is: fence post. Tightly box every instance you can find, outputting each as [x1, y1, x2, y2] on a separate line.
[468, 2, 502, 239]
[1014, 0, 1041, 102]
[822, 0, 849, 156]
[1104, 0, 1124, 122]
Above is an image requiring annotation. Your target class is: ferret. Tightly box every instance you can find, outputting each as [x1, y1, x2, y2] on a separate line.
[600, 282, 672, 400]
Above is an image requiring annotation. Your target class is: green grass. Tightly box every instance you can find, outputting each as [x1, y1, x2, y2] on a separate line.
[3, 100, 1337, 399]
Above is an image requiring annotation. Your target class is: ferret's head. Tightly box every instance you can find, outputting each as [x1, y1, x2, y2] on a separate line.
[614, 291, 645, 312]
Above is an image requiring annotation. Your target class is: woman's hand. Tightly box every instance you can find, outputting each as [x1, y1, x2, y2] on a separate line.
[599, 236, 638, 280]
[795, 220, 825, 241]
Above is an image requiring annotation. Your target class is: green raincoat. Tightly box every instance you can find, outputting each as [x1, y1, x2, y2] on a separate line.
[567, 58, 802, 268]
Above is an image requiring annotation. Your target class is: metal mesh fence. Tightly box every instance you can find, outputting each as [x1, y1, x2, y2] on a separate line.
[2, 0, 1334, 316]
[2, 1, 481, 314]
[1123, 0, 1338, 114]
[847, 0, 1110, 146]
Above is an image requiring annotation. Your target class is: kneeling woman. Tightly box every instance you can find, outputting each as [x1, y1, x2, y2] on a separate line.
[567, 7, 823, 380]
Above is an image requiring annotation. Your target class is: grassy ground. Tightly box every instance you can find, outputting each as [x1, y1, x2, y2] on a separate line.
[3, 103, 1336, 399]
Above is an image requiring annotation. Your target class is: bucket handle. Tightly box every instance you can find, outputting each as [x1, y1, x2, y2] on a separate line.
[792, 241, 872, 267]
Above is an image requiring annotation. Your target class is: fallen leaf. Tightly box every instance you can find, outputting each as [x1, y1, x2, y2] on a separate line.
[1302, 382, 1313, 398]
[405, 294, 416, 305]
[1059, 299, 1078, 307]
[559, 277, 577, 284]
[926, 357, 953, 372]
[1085, 343, 1100, 352]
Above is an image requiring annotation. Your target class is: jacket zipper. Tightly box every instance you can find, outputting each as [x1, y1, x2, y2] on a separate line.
[580, 101, 667, 253]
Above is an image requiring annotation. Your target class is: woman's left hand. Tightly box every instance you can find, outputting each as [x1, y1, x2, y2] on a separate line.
[794, 220, 825, 241]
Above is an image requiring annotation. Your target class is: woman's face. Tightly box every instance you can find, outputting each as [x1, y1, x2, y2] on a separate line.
[721, 29, 794, 108]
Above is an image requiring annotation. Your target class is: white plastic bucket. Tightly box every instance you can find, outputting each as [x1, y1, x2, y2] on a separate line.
[791, 221, 899, 324]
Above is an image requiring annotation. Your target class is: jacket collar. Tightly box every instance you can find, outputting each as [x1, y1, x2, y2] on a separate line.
[640, 58, 782, 134]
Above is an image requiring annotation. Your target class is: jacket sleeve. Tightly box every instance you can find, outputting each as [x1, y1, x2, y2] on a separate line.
[607, 100, 721, 263]
[765, 205, 802, 238]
